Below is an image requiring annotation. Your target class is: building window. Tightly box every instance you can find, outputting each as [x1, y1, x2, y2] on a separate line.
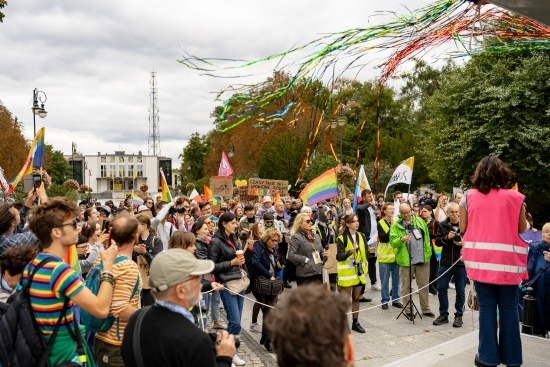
[101, 157, 106, 163]
[110, 179, 123, 191]
[127, 181, 134, 190]
[128, 157, 133, 163]
[118, 166, 125, 177]
[119, 157, 124, 163]
[100, 165, 107, 178]
[128, 165, 134, 177]
[137, 157, 143, 163]
[137, 164, 143, 177]
[109, 164, 116, 178]
[110, 157, 115, 163]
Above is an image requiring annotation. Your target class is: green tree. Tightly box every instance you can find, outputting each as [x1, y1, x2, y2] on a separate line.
[0, 0, 6, 23]
[0, 101, 29, 181]
[179, 132, 211, 183]
[45, 147, 72, 185]
[426, 50, 550, 223]
[257, 131, 309, 195]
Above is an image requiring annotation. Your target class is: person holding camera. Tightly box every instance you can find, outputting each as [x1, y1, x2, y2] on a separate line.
[433, 202, 466, 327]
[389, 203, 434, 320]
[336, 214, 368, 333]
[121, 249, 236, 367]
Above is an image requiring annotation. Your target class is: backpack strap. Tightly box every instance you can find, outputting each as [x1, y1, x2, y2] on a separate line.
[132, 306, 151, 367]
[522, 262, 550, 290]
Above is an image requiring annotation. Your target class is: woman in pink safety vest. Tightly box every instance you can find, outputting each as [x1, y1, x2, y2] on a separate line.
[459, 156, 527, 367]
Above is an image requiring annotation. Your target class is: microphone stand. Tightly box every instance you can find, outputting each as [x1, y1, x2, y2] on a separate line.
[397, 224, 422, 324]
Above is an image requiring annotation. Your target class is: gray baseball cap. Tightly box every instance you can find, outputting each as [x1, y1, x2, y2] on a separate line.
[149, 249, 214, 292]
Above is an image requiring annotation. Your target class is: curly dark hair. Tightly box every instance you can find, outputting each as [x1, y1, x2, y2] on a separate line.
[1, 244, 39, 277]
[267, 284, 350, 367]
[28, 198, 78, 248]
[0, 204, 16, 236]
[471, 156, 512, 194]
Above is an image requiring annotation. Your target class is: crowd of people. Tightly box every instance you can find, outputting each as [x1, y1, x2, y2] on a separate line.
[0, 155, 544, 367]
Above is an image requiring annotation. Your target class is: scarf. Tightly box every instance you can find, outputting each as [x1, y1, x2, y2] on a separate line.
[300, 228, 315, 243]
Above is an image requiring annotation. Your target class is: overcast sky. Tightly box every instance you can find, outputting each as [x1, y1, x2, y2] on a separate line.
[1, 0, 446, 167]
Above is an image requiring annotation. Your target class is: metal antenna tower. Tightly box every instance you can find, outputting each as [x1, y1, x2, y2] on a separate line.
[148, 71, 160, 156]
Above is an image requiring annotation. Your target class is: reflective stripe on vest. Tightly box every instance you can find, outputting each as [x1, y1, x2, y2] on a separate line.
[463, 241, 528, 255]
[463, 260, 526, 274]
[377, 219, 396, 263]
[337, 233, 367, 287]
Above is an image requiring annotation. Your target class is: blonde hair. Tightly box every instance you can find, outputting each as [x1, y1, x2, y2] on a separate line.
[542, 223, 550, 234]
[290, 213, 311, 236]
[261, 227, 282, 242]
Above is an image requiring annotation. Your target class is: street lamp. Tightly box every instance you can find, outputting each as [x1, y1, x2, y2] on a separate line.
[31, 88, 47, 136]
[329, 105, 346, 163]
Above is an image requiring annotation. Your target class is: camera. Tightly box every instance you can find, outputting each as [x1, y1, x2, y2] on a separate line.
[169, 207, 186, 215]
[453, 233, 462, 243]
[405, 223, 415, 231]
[208, 333, 240, 349]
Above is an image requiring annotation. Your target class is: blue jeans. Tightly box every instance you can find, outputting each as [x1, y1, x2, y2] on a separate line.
[437, 265, 466, 317]
[474, 281, 522, 366]
[219, 289, 244, 336]
[210, 290, 221, 322]
[379, 262, 400, 304]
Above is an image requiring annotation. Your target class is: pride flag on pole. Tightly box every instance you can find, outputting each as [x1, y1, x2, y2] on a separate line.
[299, 168, 339, 207]
[352, 165, 371, 211]
[7, 127, 46, 194]
[160, 168, 172, 202]
[131, 190, 144, 206]
[218, 151, 234, 176]
[384, 157, 414, 197]
[203, 184, 213, 201]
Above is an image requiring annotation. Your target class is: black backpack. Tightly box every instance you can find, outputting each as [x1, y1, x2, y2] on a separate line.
[0, 257, 74, 367]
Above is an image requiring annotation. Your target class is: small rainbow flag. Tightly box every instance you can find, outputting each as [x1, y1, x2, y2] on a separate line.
[8, 127, 46, 195]
[203, 184, 213, 201]
[299, 168, 338, 207]
[273, 191, 281, 204]
[131, 190, 144, 206]
[212, 196, 221, 205]
[159, 168, 172, 202]
[64, 245, 82, 276]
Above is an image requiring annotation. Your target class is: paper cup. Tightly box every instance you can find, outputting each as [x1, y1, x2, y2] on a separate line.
[236, 250, 245, 262]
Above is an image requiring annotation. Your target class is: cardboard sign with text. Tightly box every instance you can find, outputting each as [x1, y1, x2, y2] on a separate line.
[247, 178, 288, 197]
[210, 176, 233, 198]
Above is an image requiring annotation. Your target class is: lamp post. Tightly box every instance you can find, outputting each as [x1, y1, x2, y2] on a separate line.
[330, 105, 346, 163]
[31, 88, 48, 136]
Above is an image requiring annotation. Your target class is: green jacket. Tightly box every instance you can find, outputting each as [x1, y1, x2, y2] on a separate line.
[389, 215, 431, 267]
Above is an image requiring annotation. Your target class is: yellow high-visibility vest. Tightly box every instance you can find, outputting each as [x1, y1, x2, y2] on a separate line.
[377, 219, 397, 263]
[337, 233, 368, 287]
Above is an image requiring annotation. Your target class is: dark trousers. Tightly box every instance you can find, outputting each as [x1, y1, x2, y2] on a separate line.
[296, 274, 323, 286]
[429, 251, 439, 295]
[367, 256, 377, 284]
[252, 291, 277, 341]
[283, 260, 297, 282]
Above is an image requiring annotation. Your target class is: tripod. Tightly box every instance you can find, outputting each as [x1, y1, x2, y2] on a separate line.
[397, 235, 422, 324]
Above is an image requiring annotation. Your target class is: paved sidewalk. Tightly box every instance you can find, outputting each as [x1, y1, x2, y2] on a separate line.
[221, 276, 550, 366]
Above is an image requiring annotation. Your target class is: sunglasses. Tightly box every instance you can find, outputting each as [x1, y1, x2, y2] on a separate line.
[303, 219, 312, 224]
[57, 218, 78, 230]
[264, 220, 273, 225]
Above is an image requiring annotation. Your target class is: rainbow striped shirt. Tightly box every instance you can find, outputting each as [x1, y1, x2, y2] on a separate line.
[22, 253, 84, 335]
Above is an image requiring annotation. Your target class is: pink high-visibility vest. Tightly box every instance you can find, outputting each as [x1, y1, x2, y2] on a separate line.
[462, 188, 527, 285]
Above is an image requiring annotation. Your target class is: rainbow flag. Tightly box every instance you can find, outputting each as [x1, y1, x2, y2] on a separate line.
[203, 184, 213, 201]
[7, 127, 45, 195]
[273, 191, 281, 204]
[159, 168, 172, 202]
[212, 196, 221, 205]
[64, 245, 82, 276]
[299, 168, 338, 206]
[131, 190, 144, 206]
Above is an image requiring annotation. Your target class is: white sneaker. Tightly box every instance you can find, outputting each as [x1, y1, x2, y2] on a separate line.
[232, 364, 236, 367]
[233, 354, 246, 366]
[249, 322, 262, 333]
[371, 283, 381, 291]
[449, 283, 456, 289]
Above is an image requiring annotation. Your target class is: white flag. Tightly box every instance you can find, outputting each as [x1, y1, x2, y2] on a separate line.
[384, 157, 414, 197]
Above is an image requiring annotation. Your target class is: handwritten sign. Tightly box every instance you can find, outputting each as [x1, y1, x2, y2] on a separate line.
[210, 176, 233, 198]
[247, 179, 288, 196]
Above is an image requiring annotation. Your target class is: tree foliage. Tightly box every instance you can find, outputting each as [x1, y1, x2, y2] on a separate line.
[426, 51, 550, 223]
[179, 132, 211, 183]
[0, 0, 6, 23]
[0, 101, 29, 181]
[44, 147, 72, 185]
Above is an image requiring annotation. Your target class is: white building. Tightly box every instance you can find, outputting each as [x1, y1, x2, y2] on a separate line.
[67, 150, 173, 200]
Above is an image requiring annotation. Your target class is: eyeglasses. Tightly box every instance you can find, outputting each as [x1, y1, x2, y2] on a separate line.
[264, 221, 273, 225]
[57, 218, 78, 230]
[303, 219, 312, 224]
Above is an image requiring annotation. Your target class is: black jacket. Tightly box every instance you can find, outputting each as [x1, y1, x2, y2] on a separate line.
[356, 201, 374, 240]
[195, 236, 209, 260]
[208, 229, 244, 283]
[250, 240, 281, 284]
[122, 305, 232, 367]
[132, 233, 163, 264]
[435, 218, 464, 266]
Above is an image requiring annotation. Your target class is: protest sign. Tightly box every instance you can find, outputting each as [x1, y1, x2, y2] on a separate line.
[248, 178, 288, 196]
